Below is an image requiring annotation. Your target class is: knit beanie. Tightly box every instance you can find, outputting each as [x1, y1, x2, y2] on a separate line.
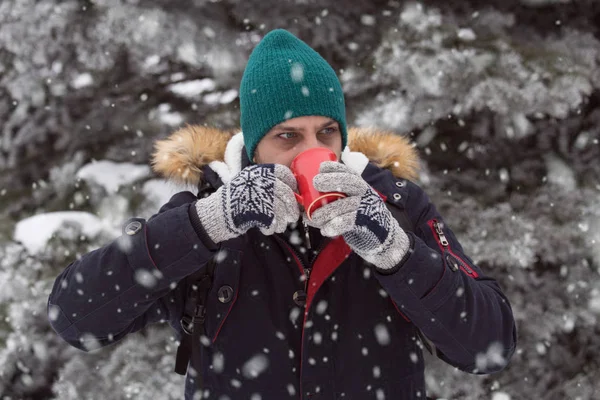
[240, 29, 348, 161]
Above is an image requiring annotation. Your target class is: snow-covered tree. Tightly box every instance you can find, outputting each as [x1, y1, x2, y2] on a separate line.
[1, 0, 599, 399]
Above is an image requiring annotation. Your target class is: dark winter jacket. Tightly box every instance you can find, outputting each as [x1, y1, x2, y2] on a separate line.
[48, 126, 517, 400]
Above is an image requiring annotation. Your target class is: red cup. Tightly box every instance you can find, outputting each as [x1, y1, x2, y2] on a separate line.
[290, 147, 346, 220]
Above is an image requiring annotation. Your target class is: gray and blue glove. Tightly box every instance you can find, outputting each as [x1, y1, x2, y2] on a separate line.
[195, 164, 300, 243]
[305, 161, 411, 271]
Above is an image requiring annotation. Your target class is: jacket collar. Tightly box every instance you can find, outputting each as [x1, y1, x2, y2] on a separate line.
[151, 125, 421, 191]
[199, 137, 253, 192]
[198, 142, 402, 207]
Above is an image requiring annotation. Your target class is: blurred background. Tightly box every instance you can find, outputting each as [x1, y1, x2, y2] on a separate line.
[1, 0, 599, 399]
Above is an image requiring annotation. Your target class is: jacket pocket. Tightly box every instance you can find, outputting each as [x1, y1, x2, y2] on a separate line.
[203, 248, 242, 344]
[426, 219, 479, 278]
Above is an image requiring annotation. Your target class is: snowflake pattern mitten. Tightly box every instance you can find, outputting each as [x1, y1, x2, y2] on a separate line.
[195, 164, 300, 243]
[306, 161, 411, 271]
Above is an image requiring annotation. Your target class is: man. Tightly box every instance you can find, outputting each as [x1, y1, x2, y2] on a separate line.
[48, 29, 516, 399]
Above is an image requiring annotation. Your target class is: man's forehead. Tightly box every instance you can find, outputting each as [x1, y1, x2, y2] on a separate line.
[273, 118, 337, 131]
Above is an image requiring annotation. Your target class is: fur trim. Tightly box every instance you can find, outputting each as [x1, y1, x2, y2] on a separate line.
[346, 127, 420, 182]
[151, 125, 420, 186]
[151, 125, 234, 186]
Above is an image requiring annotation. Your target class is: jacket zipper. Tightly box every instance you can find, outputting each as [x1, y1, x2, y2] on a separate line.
[302, 222, 312, 291]
[271, 234, 308, 399]
[303, 221, 312, 250]
[273, 235, 310, 291]
[301, 222, 332, 288]
[274, 228, 327, 400]
[298, 230, 332, 400]
[429, 219, 478, 278]
[433, 220, 449, 246]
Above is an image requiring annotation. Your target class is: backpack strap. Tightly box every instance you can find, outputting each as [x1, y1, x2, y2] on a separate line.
[174, 260, 216, 376]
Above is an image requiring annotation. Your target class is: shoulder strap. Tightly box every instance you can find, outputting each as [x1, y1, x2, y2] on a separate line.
[174, 260, 216, 376]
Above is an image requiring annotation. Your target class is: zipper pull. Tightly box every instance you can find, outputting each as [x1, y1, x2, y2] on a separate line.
[445, 254, 460, 272]
[304, 268, 312, 292]
[433, 220, 449, 246]
[303, 221, 312, 250]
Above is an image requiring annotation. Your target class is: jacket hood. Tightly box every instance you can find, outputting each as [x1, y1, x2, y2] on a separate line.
[151, 125, 420, 186]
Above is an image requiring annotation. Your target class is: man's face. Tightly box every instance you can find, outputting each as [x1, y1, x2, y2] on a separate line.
[253, 116, 343, 167]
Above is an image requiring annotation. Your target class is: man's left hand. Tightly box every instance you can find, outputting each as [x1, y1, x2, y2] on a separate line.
[305, 161, 412, 271]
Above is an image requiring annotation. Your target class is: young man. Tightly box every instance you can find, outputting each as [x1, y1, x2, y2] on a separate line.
[48, 29, 516, 399]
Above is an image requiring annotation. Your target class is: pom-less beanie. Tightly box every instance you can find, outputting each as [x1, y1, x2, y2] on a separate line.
[239, 29, 348, 161]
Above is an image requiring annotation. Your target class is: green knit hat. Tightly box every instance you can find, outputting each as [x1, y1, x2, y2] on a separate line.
[240, 29, 347, 161]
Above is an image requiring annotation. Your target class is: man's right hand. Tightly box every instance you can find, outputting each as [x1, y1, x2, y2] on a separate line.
[195, 164, 300, 243]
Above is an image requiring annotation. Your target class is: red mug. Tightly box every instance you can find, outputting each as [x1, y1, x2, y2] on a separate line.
[290, 147, 346, 220]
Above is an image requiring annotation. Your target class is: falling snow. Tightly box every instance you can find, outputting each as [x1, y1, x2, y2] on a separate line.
[2, 3, 599, 399]
[241, 354, 269, 379]
[374, 324, 391, 346]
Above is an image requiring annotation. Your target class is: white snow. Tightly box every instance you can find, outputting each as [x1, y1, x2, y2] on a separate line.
[373, 365, 381, 378]
[491, 392, 511, 400]
[168, 79, 216, 99]
[141, 179, 188, 211]
[287, 384, 296, 396]
[315, 300, 328, 315]
[374, 324, 391, 346]
[313, 332, 322, 345]
[409, 351, 419, 363]
[400, 3, 441, 33]
[203, 89, 238, 105]
[143, 54, 160, 69]
[241, 354, 269, 379]
[220, 89, 239, 104]
[563, 315, 575, 332]
[13, 211, 106, 254]
[356, 97, 412, 133]
[71, 73, 94, 89]
[77, 160, 151, 194]
[78, 333, 103, 352]
[291, 63, 304, 82]
[544, 152, 577, 190]
[361, 15, 376, 26]
[203, 27, 216, 38]
[215, 249, 228, 263]
[290, 307, 300, 325]
[475, 342, 508, 371]
[133, 269, 160, 288]
[589, 289, 600, 314]
[289, 230, 302, 245]
[154, 104, 184, 126]
[177, 42, 199, 66]
[457, 28, 476, 41]
[583, 198, 600, 271]
[499, 168, 510, 183]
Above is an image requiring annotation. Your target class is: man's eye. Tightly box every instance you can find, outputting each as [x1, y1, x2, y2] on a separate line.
[321, 127, 338, 135]
[278, 132, 296, 139]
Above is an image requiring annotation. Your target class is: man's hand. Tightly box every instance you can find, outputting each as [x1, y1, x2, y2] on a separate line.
[195, 164, 300, 243]
[306, 161, 411, 271]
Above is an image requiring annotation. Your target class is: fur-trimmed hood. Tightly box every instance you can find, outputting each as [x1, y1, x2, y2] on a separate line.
[151, 125, 421, 187]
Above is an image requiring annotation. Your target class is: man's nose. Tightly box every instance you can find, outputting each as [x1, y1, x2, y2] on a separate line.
[296, 135, 321, 153]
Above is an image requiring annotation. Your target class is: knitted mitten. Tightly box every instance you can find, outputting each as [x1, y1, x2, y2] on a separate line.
[195, 164, 300, 243]
[305, 161, 411, 271]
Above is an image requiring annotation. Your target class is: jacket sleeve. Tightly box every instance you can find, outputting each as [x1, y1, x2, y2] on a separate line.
[47, 191, 219, 352]
[374, 181, 517, 374]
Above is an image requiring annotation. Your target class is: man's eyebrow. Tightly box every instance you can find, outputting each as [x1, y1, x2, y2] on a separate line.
[273, 119, 336, 132]
[318, 119, 337, 129]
